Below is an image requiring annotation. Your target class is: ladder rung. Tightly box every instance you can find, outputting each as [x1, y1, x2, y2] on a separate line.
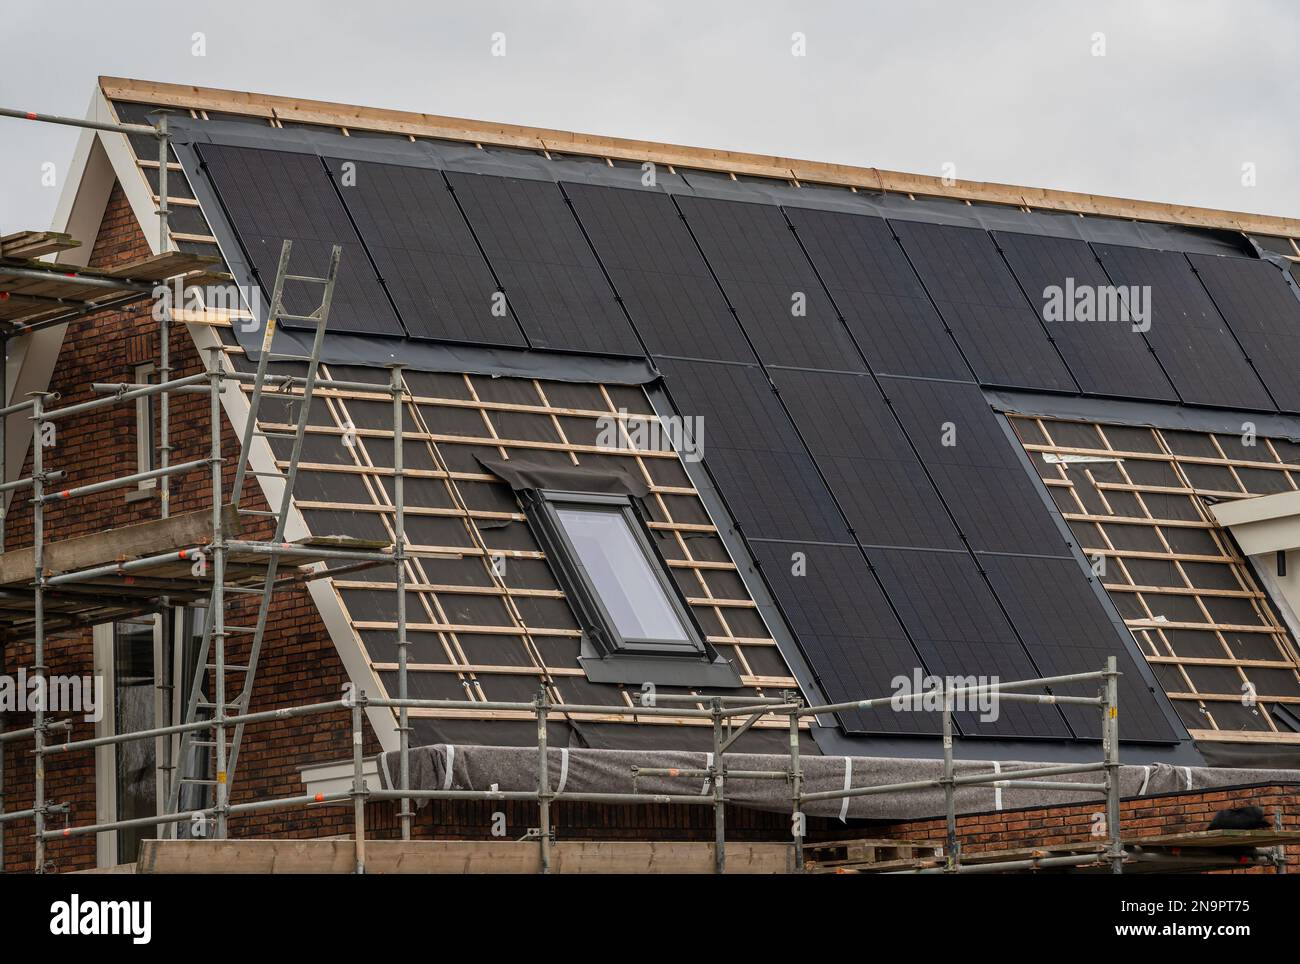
[195, 701, 242, 710]
[224, 585, 270, 594]
[276, 313, 322, 323]
[283, 274, 332, 284]
[237, 509, 279, 516]
[179, 778, 218, 786]
[249, 471, 286, 478]
[206, 663, 250, 672]
[221, 626, 257, 634]
[254, 430, 297, 440]
[191, 740, 217, 748]
[264, 353, 316, 362]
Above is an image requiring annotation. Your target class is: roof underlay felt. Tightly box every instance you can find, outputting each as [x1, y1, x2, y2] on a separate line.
[84, 79, 1300, 764]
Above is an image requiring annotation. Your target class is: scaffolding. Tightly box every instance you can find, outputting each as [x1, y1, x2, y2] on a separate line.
[0, 104, 1291, 877]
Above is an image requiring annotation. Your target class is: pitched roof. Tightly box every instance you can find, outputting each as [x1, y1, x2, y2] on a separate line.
[68, 76, 1300, 761]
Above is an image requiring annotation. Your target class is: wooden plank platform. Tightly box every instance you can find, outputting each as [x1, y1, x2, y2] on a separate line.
[136, 839, 795, 874]
[0, 507, 371, 640]
[1, 252, 222, 326]
[0, 230, 80, 260]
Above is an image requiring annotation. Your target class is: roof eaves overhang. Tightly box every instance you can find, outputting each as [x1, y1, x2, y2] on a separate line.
[1212, 490, 1300, 557]
[4, 89, 128, 503]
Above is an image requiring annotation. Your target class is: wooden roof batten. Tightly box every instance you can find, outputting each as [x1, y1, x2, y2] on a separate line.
[100, 76, 1300, 240]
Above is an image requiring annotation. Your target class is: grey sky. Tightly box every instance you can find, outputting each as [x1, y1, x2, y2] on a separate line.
[2, 0, 1297, 236]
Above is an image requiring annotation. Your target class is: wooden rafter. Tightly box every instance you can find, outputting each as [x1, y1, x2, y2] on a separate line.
[1009, 414, 1300, 743]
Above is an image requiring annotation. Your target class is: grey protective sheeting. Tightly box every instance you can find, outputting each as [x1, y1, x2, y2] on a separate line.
[376, 743, 1300, 821]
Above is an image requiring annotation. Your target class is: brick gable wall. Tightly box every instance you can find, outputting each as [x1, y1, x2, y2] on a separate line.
[1, 183, 367, 872]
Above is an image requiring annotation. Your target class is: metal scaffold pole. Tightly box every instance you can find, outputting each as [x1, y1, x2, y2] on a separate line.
[1103, 655, 1124, 875]
[30, 392, 47, 873]
[942, 689, 958, 871]
[536, 687, 551, 874]
[390, 364, 411, 841]
[710, 697, 726, 875]
[787, 693, 804, 873]
[351, 693, 367, 874]
[156, 111, 172, 522]
[208, 347, 229, 838]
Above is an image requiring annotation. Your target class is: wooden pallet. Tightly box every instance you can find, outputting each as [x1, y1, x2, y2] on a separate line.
[804, 837, 944, 873]
[820, 830, 1300, 874]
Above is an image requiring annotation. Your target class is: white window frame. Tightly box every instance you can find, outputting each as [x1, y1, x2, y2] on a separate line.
[127, 362, 157, 502]
[92, 613, 172, 868]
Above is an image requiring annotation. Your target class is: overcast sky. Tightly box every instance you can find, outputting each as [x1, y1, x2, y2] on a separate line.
[2, 0, 1297, 235]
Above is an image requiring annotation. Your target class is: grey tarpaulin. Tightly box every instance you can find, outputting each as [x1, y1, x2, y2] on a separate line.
[476, 456, 651, 498]
[376, 744, 1300, 821]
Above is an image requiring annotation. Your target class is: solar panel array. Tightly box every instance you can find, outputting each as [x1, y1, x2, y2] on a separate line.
[191, 140, 1300, 744]
[1188, 253, 1300, 413]
[785, 207, 970, 379]
[1093, 243, 1274, 411]
[995, 232, 1177, 401]
[324, 158, 526, 346]
[199, 145, 402, 335]
[889, 220, 1077, 392]
[443, 172, 643, 355]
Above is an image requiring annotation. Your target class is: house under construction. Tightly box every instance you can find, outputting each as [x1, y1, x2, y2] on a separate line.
[1, 77, 1299, 874]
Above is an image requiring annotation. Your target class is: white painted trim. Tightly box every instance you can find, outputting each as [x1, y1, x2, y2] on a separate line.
[133, 362, 158, 491]
[300, 758, 380, 798]
[60, 79, 400, 755]
[4, 90, 123, 512]
[187, 322, 399, 752]
[1211, 489, 1300, 555]
[91, 623, 116, 869]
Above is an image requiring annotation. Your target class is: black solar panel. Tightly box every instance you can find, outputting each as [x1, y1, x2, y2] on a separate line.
[563, 183, 756, 362]
[675, 196, 866, 371]
[443, 171, 642, 355]
[995, 231, 1178, 401]
[884, 377, 1073, 557]
[890, 220, 1076, 392]
[980, 554, 1179, 742]
[785, 206, 972, 380]
[1188, 253, 1300, 412]
[771, 369, 962, 551]
[656, 359, 849, 544]
[1092, 243, 1274, 411]
[325, 159, 527, 346]
[869, 547, 1073, 738]
[752, 541, 938, 734]
[198, 144, 403, 335]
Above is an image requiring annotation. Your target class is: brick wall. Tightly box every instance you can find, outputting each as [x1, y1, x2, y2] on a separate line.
[0, 183, 370, 872]
[873, 783, 1298, 873]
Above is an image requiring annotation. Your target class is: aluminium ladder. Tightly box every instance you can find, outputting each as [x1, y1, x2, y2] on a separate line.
[165, 240, 341, 836]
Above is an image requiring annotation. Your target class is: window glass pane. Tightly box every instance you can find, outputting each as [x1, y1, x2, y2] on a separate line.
[554, 506, 689, 642]
[114, 620, 157, 863]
